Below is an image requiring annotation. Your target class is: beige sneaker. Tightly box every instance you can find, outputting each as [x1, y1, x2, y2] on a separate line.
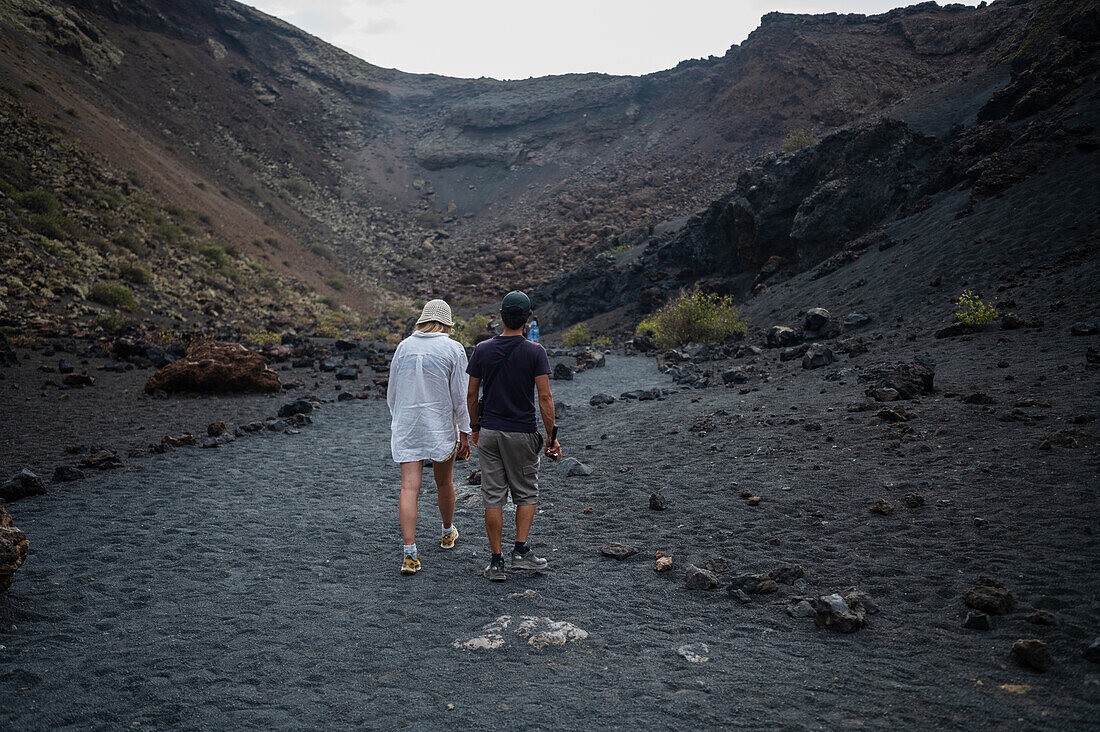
[441, 525, 458, 550]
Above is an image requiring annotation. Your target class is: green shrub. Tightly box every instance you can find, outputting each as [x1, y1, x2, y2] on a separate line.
[90, 281, 139, 311]
[318, 295, 339, 309]
[955, 290, 999, 327]
[244, 329, 281, 347]
[27, 213, 73, 239]
[636, 286, 748, 349]
[118, 263, 152, 284]
[325, 275, 347, 291]
[452, 314, 489, 346]
[197, 243, 229, 267]
[561, 322, 594, 347]
[781, 129, 818, 153]
[92, 312, 130, 331]
[14, 189, 59, 215]
[592, 335, 613, 349]
[113, 234, 145, 254]
[310, 242, 336, 261]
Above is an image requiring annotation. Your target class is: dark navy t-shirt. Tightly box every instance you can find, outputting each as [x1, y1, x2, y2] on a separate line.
[467, 335, 551, 433]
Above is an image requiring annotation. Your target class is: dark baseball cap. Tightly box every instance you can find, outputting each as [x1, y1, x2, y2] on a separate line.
[501, 290, 531, 314]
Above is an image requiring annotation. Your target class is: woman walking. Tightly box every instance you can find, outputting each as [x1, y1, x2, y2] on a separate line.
[387, 299, 472, 574]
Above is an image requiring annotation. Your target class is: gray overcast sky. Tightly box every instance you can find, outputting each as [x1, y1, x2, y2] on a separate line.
[244, 1, 980, 80]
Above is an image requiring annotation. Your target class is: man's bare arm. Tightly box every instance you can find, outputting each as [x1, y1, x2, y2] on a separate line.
[467, 376, 481, 446]
[534, 374, 560, 456]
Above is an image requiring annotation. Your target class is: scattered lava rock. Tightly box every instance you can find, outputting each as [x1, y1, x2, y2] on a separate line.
[903, 493, 926, 508]
[655, 550, 673, 572]
[962, 392, 995, 405]
[729, 574, 778, 595]
[964, 611, 994, 630]
[802, 346, 836, 370]
[145, 341, 281, 394]
[962, 577, 1013, 615]
[684, 564, 719, 590]
[1025, 610, 1059, 626]
[1069, 321, 1097, 336]
[207, 421, 227, 437]
[1, 469, 47, 502]
[1038, 428, 1088, 450]
[62, 373, 94, 387]
[766, 326, 800, 348]
[1084, 639, 1100, 664]
[600, 542, 638, 560]
[870, 498, 895, 515]
[278, 399, 314, 418]
[52, 466, 85, 482]
[0, 505, 29, 592]
[163, 433, 197, 447]
[552, 363, 574, 380]
[81, 450, 124, 470]
[812, 592, 869, 633]
[804, 308, 830, 332]
[335, 367, 359, 381]
[468, 470, 482, 485]
[769, 564, 805, 584]
[1011, 639, 1053, 672]
[648, 491, 667, 511]
[590, 393, 616, 406]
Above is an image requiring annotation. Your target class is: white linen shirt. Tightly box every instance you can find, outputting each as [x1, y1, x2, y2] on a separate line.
[387, 331, 472, 463]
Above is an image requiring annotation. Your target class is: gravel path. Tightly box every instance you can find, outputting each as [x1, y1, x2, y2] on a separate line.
[2, 355, 1098, 730]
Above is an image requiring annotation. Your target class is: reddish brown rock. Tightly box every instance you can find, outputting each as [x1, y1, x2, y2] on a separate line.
[145, 342, 281, 394]
[0, 505, 29, 593]
[207, 421, 227, 437]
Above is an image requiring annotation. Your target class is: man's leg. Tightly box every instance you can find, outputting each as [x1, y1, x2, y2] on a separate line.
[432, 453, 456, 530]
[484, 507, 504, 554]
[398, 461, 422, 546]
[477, 430, 509, 580]
[515, 504, 536, 543]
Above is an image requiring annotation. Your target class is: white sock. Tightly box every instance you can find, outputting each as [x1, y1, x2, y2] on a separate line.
[403, 543, 417, 558]
[442, 523, 454, 534]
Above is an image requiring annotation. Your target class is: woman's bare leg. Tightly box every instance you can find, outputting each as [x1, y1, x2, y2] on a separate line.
[399, 461, 423, 546]
[432, 454, 456, 529]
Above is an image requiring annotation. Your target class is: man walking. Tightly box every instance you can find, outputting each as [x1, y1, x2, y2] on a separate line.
[467, 291, 561, 581]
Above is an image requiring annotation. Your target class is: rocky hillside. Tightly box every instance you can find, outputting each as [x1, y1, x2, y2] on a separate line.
[0, 0, 1048, 337]
[535, 0, 1099, 332]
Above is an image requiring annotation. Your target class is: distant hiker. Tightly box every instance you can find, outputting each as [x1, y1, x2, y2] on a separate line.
[387, 299, 472, 575]
[466, 291, 561, 581]
[527, 315, 540, 342]
[486, 316, 500, 335]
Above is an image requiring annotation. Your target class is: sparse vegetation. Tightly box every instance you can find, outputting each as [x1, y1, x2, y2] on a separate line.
[310, 242, 336, 261]
[196, 243, 229, 268]
[635, 286, 748, 349]
[561, 322, 594, 347]
[955, 290, 999, 327]
[118, 262, 152, 285]
[318, 295, 340, 309]
[325, 275, 347, 291]
[90, 281, 139, 312]
[244, 329, 282, 347]
[452, 314, 490, 346]
[92, 313, 130, 331]
[781, 129, 818, 153]
[22, 79, 43, 93]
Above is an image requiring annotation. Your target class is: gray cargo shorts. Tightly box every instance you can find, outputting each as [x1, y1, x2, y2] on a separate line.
[477, 428, 542, 508]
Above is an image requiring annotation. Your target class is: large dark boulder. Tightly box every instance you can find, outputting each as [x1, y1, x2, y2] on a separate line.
[145, 342, 281, 394]
[1, 469, 46, 503]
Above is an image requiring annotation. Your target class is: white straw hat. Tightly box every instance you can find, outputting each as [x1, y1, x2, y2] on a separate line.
[416, 299, 454, 326]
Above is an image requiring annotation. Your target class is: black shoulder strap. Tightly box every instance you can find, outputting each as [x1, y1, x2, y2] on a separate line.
[482, 337, 524, 398]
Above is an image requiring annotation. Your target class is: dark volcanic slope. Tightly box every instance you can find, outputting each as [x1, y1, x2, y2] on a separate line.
[0, 0, 1038, 324]
[536, 0, 1099, 332]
